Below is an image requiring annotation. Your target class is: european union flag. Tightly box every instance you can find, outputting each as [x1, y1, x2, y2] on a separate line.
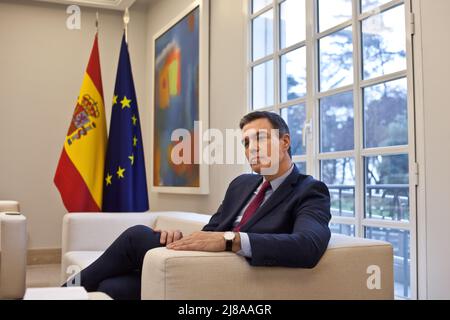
[102, 34, 149, 212]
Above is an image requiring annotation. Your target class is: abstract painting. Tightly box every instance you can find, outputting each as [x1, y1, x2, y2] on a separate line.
[152, 0, 209, 194]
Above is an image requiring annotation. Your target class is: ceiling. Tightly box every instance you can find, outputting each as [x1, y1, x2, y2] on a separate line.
[32, 0, 138, 11]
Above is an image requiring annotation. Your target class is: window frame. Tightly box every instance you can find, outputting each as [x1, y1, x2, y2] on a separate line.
[246, 0, 418, 299]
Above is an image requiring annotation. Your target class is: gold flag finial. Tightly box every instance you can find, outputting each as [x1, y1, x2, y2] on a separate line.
[95, 11, 99, 32]
[123, 8, 130, 43]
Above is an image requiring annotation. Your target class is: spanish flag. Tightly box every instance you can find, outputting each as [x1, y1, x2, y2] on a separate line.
[54, 34, 107, 212]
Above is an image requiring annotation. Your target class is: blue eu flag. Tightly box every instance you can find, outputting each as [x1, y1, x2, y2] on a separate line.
[102, 34, 149, 212]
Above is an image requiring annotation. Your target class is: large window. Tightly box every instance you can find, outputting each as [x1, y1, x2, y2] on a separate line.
[248, 0, 416, 299]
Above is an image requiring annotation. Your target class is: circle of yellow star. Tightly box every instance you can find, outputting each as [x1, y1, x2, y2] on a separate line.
[129, 154, 135, 166]
[105, 174, 113, 186]
[133, 136, 138, 147]
[132, 115, 137, 126]
[121, 96, 132, 109]
[112, 95, 118, 106]
[116, 166, 126, 179]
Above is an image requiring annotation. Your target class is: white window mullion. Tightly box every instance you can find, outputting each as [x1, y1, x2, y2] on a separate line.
[247, 0, 253, 110]
[317, 20, 353, 39]
[362, 218, 411, 230]
[360, 70, 409, 89]
[358, 0, 404, 21]
[273, 0, 280, 114]
[317, 151, 355, 161]
[405, 0, 418, 300]
[352, 0, 365, 239]
[305, 0, 317, 177]
[331, 216, 357, 226]
[316, 84, 355, 100]
[250, 4, 273, 19]
[361, 145, 410, 157]
[279, 97, 308, 109]
[250, 55, 277, 68]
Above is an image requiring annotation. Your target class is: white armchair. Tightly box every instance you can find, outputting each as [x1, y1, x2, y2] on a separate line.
[61, 212, 394, 300]
[0, 201, 27, 299]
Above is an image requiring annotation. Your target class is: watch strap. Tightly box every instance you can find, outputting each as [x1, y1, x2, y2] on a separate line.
[225, 239, 233, 251]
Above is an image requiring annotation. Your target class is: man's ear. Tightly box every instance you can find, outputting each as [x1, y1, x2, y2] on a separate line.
[282, 134, 291, 153]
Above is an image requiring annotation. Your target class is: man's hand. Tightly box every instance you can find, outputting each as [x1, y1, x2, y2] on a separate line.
[154, 229, 183, 246]
[166, 231, 241, 252]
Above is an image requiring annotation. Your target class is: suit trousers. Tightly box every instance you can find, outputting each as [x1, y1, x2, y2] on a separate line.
[64, 225, 163, 300]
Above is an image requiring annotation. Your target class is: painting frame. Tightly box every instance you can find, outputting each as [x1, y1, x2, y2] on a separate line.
[150, 0, 209, 195]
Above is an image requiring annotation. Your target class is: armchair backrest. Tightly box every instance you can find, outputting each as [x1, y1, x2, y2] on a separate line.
[62, 213, 157, 254]
[0, 200, 20, 213]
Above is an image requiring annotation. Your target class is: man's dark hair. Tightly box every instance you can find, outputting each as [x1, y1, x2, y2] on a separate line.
[239, 111, 292, 158]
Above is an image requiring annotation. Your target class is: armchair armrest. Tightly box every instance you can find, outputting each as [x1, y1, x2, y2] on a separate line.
[142, 248, 247, 300]
[0, 213, 27, 299]
[141, 235, 394, 300]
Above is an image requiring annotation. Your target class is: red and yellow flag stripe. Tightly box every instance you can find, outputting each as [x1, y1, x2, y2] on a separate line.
[54, 34, 107, 212]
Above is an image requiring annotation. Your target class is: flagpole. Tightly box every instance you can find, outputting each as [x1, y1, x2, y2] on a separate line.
[95, 11, 99, 33]
[124, 8, 130, 44]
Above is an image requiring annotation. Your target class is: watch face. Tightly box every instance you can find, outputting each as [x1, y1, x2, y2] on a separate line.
[224, 231, 235, 241]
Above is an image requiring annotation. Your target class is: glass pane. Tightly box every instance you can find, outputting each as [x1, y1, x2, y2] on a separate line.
[252, 60, 274, 109]
[281, 104, 306, 156]
[252, 0, 272, 14]
[365, 154, 410, 222]
[252, 10, 274, 61]
[319, 26, 353, 92]
[280, 0, 306, 49]
[365, 227, 411, 298]
[318, 0, 352, 32]
[320, 91, 354, 153]
[280, 47, 307, 103]
[361, 0, 392, 13]
[330, 223, 355, 236]
[362, 5, 406, 80]
[321, 158, 356, 217]
[364, 78, 408, 148]
[295, 162, 306, 174]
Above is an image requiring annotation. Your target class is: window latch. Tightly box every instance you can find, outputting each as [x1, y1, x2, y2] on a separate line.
[302, 119, 313, 148]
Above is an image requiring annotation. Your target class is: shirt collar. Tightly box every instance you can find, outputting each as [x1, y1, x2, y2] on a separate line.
[263, 163, 295, 192]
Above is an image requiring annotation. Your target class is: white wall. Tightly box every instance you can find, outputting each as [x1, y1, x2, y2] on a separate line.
[0, 0, 148, 249]
[415, 0, 450, 299]
[0, 0, 248, 250]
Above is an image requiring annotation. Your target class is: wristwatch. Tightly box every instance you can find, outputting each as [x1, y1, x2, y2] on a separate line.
[224, 231, 236, 252]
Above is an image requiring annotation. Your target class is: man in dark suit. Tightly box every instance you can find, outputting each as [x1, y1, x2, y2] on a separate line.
[65, 111, 331, 299]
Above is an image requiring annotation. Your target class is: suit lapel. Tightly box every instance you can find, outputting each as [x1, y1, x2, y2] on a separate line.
[240, 166, 300, 232]
[218, 175, 263, 231]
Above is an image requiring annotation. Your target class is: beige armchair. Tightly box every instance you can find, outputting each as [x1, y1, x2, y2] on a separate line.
[0, 201, 27, 299]
[61, 212, 394, 300]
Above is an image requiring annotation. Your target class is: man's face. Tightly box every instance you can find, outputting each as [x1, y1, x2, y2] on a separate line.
[241, 118, 290, 175]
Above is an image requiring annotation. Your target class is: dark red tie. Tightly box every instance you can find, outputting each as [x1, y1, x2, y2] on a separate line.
[233, 181, 272, 232]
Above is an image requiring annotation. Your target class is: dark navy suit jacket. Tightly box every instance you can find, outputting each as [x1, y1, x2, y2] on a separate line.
[202, 165, 331, 268]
